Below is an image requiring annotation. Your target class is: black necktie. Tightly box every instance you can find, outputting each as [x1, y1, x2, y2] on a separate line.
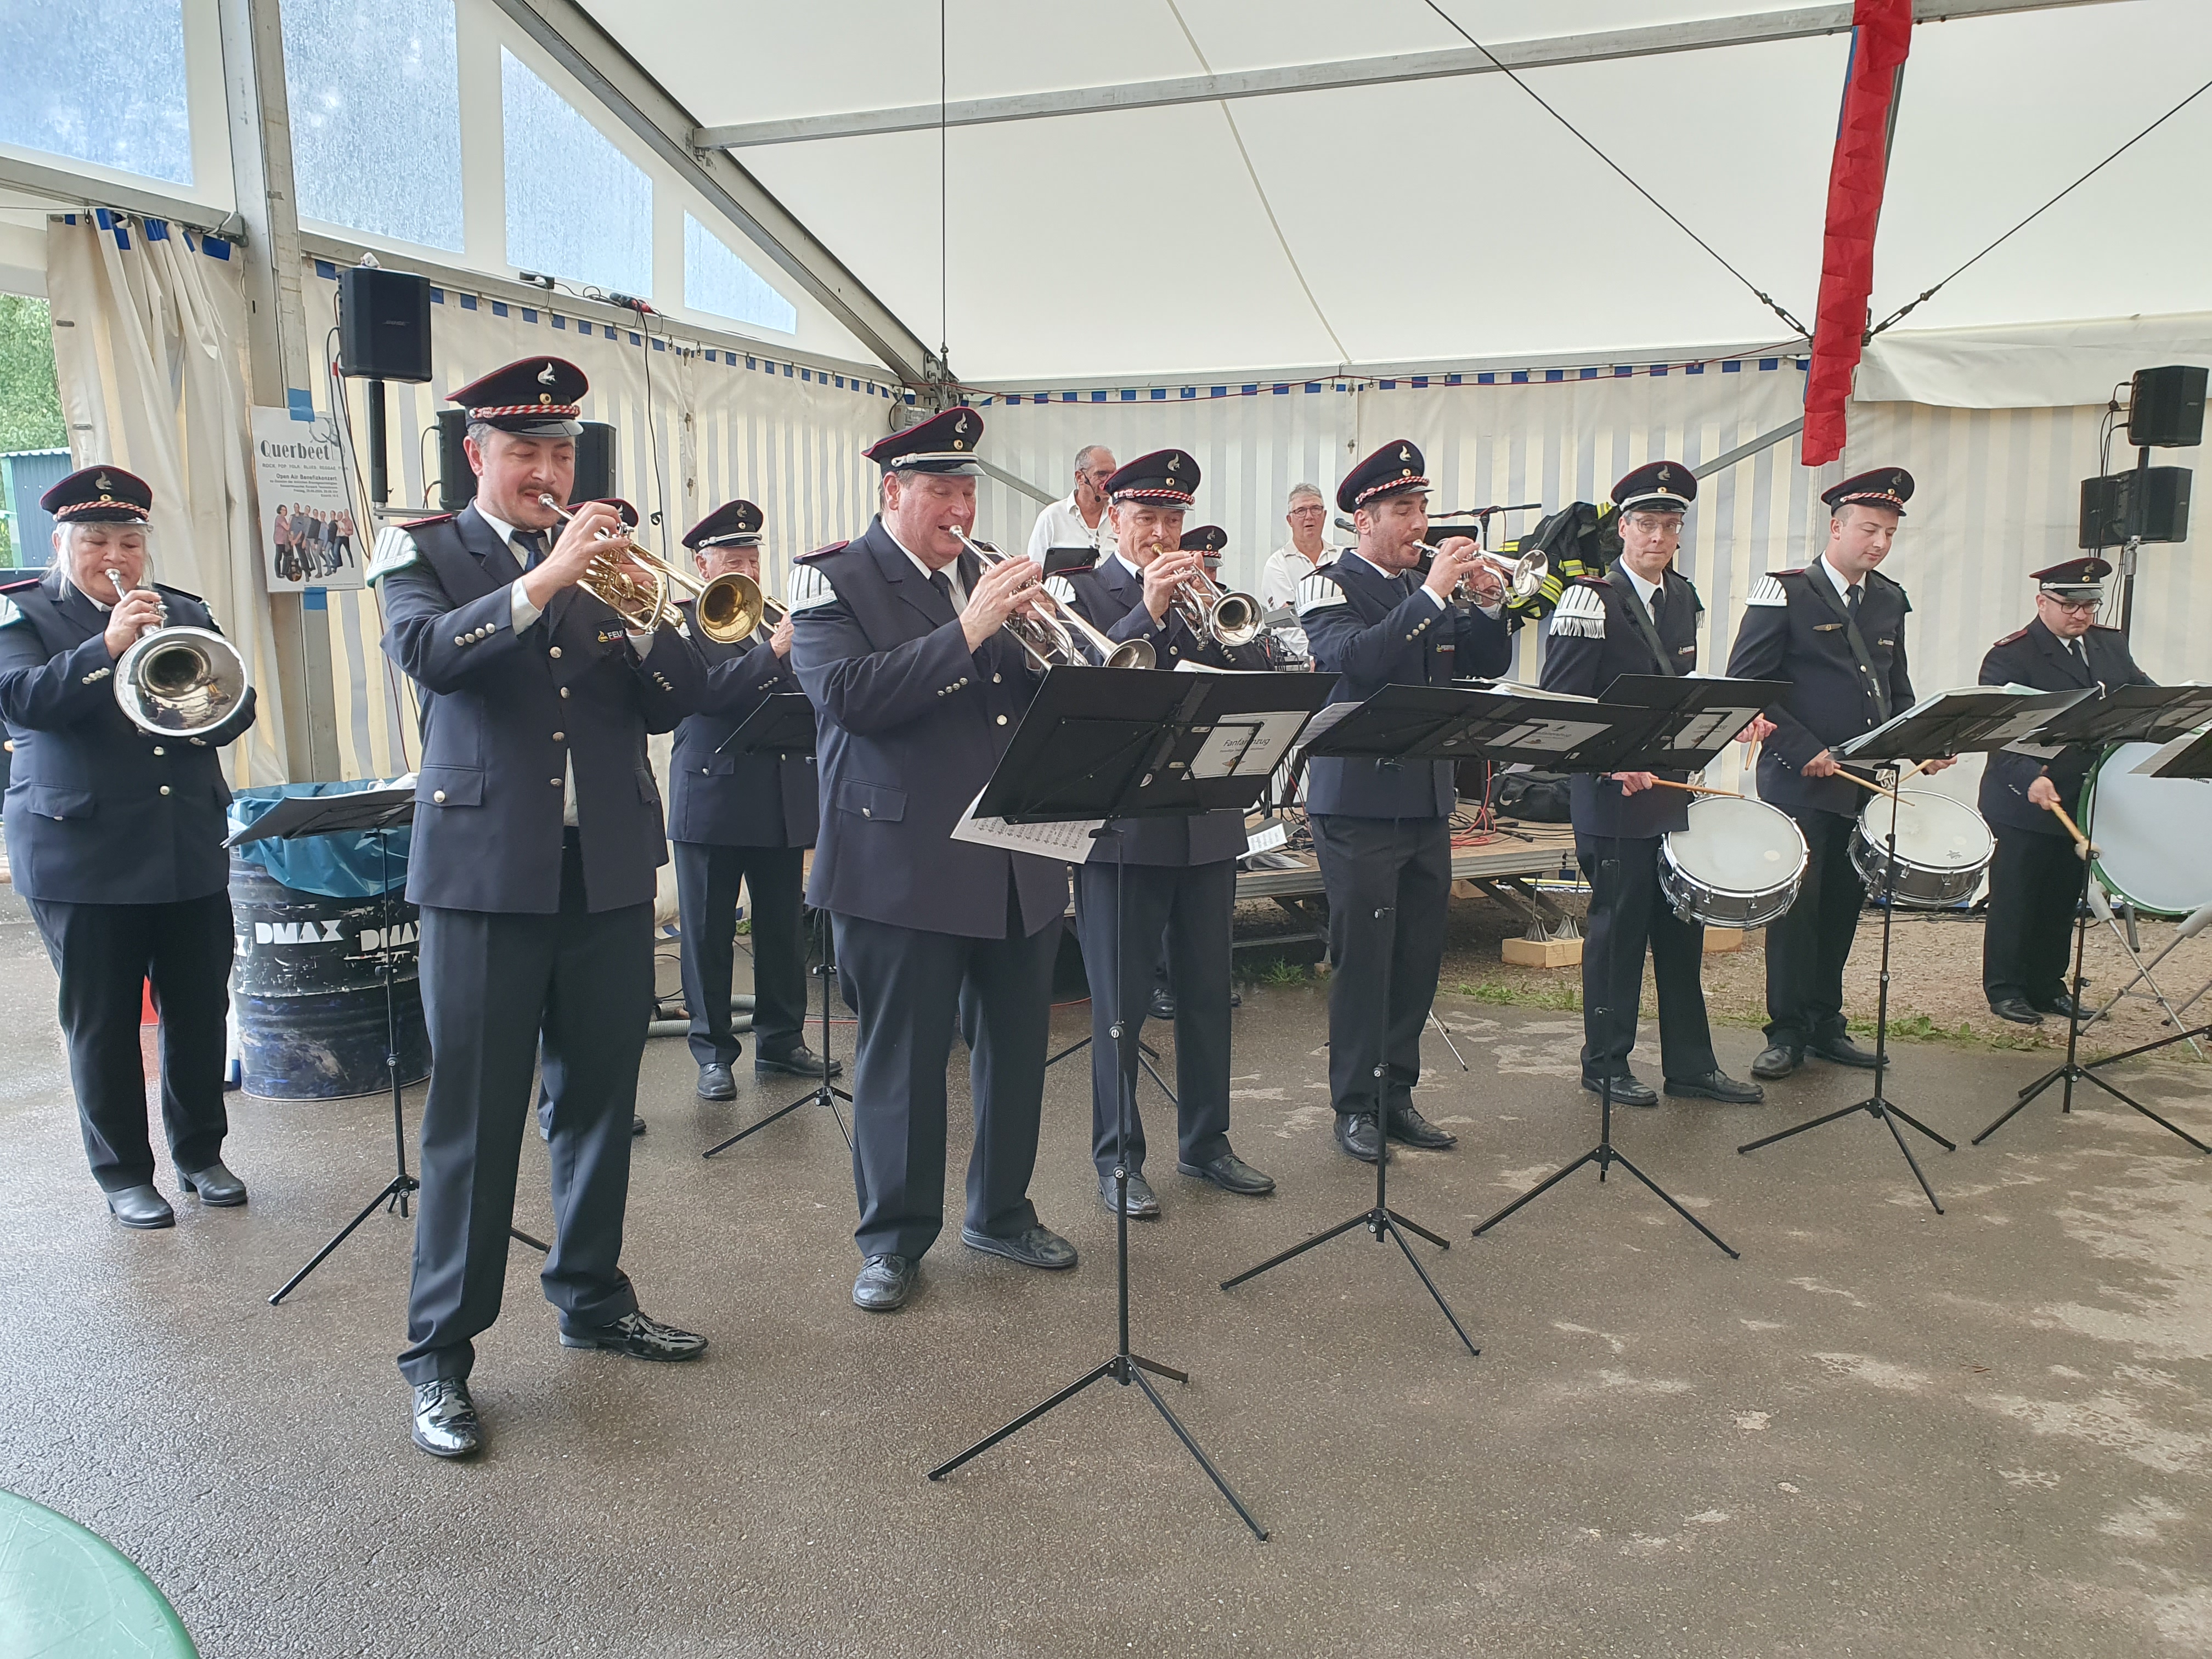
[1647, 585, 1663, 623]
[2070, 637, 2089, 669]
[1398, 571, 1417, 598]
[1846, 584, 1861, 620]
[928, 569, 953, 608]
[515, 532, 547, 572]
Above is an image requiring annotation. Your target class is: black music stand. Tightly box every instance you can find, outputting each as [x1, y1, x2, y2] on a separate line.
[1972, 685, 2212, 1153]
[700, 694, 853, 1158]
[1223, 682, 1655, 1352]
[1737, 687, 2085, 1212]
[927, 665, 1335, 1542]
[231, 786, 551, 1307]
[1470, 675, 1780, 1259]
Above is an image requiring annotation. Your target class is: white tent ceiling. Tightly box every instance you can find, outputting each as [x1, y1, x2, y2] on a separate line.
[583, 0, 2212, 385]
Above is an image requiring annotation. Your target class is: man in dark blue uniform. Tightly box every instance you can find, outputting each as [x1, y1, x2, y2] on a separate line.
[1541, 463, 1761, 1108]
[1977, 557, 2152, 1024]
[371, 357, 711, 1461]
[1724, 467, 1957, 1081]
[1043, 452, 1275, 1217]
[1295, 439, 1514, 1162]
[787, 408, 1076, 1313]
[0, 466, 256, 1228]
[668, 498, 837, 1099]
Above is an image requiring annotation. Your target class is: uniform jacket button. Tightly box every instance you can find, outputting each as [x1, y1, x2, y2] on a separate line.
[552, 731, 565, 742]
[151, 746, 163, 755]
[454, 635, 465, 646]
[433, 789, 447, 803]
[996, 714, 1008, 725]
[992, 673, 1001, 683]
[861, 806, 871, 817]
[551, 777, 562, 787]
[560, 686, 571, 698]
[549, 646, 562, 659]
[159, 785, 171, 796]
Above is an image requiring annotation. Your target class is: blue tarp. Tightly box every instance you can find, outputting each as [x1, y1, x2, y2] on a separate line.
[228, 779, 411, 898]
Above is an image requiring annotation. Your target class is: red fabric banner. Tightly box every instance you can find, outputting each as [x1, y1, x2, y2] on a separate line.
[1802, 0, 1914, 467]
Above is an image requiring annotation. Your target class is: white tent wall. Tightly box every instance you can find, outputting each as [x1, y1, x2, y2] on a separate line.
[298, 261, 887, 783]
[977, 357, 2204, 802]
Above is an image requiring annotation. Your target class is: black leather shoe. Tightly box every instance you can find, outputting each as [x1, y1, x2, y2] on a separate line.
[696, 1061, 737, 1099]
[1099, 1170, 1160, 1218]
[1581, 1071, 1659, 1108]
[1751, 1043, 1803, 1080]
[1148, 988, 1177, 1022]
[960, 1223, 1078, 1270]
[1385, 1102, 1458, 1149]
[632, 1115, 646, 1137]
[2040, 992, 2084, 1021]
[1808, 1031, 1880, 1069]
[853, 1254, 916, 1311]
[558, 1310, 708, 1362]
[756, 1045, 841, 1079]
[1989, 996, 2045, 1026]
[1334, 1113, 1386, 1164]
[411, 1378, 481, 1459]
[1664, 1069, 1764, 1104]
[1177, 1150, 1276, 1195]
[106, 1185, 174, 1229]
[178, 1161, 246, 1206]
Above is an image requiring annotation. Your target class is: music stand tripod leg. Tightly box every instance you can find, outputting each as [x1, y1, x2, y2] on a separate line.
[703, 910, 853, 1158]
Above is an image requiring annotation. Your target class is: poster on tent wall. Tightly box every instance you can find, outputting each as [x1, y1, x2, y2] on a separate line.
[249, 408, 364, 592]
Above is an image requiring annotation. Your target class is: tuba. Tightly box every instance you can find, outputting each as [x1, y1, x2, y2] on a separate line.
[106, 571, 249, 736]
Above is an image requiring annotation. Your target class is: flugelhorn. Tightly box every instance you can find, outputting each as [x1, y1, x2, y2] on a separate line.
[535, 496, 763, 644]
[105, 568, 249, 736]
[952, 530, 1155, 670]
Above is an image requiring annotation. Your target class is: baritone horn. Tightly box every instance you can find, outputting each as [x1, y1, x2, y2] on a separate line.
[536, 495, 764, 643]
[105, 569, 250, 736]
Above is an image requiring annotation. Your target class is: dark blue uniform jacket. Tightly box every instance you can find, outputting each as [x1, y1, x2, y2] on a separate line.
[668, 603, 817, 849]
[1977, 618, 2152, 837]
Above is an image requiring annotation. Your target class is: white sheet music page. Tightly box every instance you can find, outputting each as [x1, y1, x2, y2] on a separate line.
[1190, 712, 1313, 778]
[949, 788, 1102, 863]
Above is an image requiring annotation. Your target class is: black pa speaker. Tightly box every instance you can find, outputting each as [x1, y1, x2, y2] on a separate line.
[2080, 467, 2192, 548]
[337, 268, 432, 383]
[435, 413, 615, 512]
[2128, 365, 2207, 450]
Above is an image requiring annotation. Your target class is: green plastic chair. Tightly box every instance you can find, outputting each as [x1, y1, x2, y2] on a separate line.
[0, 1490, 197, 1657]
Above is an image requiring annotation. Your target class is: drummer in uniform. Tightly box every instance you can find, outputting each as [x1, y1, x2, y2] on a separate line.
[1540, 462, 1762, 1107]
[1977, 557, 2153, 1024]
[1724, 467, 1956, 1081]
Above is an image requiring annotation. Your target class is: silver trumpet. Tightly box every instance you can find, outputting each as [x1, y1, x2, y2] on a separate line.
[1163, 549, 1264, 648]
[105, 568, 249, 737]
[951, 529, 1155, 670]
[1419, 539, 1548, 605]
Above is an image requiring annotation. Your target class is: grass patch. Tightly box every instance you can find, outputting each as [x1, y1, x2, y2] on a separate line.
[1844, 1011, 2047, 1051]
[1454, 979, 1582, 1012]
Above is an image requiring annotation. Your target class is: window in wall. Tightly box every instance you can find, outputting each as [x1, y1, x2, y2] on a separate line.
[283, 0, 463, 251]
[0, 1, 191, 185]
[684, 215, 796, 335]
[502, 50, 650, 299]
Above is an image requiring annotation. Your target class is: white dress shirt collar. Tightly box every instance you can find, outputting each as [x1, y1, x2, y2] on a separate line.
[1618, 562, 1662, 607]
[471, 500, 522, 549]
[885, 523, 966, 604]
[1818, 553, 1861, 602]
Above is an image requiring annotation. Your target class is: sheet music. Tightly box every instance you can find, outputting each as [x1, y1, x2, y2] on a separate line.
[2133, 726, 2212, 776]
[1477, 716, 1612, 754]
[1289, 698, 1362, 752]
[949, 789, 1101, 862]
[1190, 712, 1312, 778]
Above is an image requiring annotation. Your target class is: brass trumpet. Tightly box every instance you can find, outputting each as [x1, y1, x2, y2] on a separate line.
[535, 495, 763, 644]
[952, 530, 1155, 670]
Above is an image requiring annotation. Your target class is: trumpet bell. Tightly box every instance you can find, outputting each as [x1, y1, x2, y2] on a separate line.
[1204, 590, 1264, 648]
[1103, 637, 1156, 670]
[695, 571, 765, 644]
[115, 625, 249, 736]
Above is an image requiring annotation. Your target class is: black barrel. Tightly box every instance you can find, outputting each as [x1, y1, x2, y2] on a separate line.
[228, 857, 431, 1100]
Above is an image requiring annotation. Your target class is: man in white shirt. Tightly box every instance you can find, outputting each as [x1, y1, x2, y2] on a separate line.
[1259, 482, 1337, 612]
[1024, 445, 1116, 563]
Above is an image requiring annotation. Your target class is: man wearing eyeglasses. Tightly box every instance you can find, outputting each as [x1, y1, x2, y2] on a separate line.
[1024, 445, 1118, 563]
[1259, 483, 1338, 613]
[1976, 557, 2153, 1026]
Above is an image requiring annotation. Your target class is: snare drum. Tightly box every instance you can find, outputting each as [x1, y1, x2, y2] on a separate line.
[1848, 788, 1994, 907]
[2082, 741, 2212, 918]
[1659, 795, 1809, 928]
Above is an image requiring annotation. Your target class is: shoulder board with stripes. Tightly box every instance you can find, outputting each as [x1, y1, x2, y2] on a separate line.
[0, 592, 22, 629]
[1295, 568, 1348, 618]
[365, 524, 425, 586]
[784, 561, 837, 612]
[1043, 574, 1079, 606]
[795, 539, 848, 563]
[1992, 626, 2029, 647]
[1549, 580, 1606, 638]
[1745, 572, 1790, 607]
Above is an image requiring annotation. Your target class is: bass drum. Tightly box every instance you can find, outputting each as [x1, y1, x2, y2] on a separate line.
[1659, 795, 1809, 929]
[2083, 741, 2212, 918]
[1849, 788, 1993, 907]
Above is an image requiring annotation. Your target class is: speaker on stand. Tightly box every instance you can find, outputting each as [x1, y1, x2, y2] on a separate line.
[336, 267, 433, 509]
[2081, 364, 2204, 641]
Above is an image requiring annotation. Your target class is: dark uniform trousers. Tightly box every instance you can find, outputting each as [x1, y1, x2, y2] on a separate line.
[675, 841, 806, 1063]
[1576, 837, 1716, 1081]
[25, 891, 233, 1191]
[1074, 856, 1235, 1178]
[1311, 814, 1453, 1115]
[1983, 826, 2085, 1007]
[1764, 807, 1863, 1048]
[834, 874, 1059, 1262]
[400, 832, 649, 1385]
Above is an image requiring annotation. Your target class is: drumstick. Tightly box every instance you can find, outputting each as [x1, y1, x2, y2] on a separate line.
[2044, 800, 2096, 857]
[1825, 766, 1904, 804]
[1638, 777, 1741, 798]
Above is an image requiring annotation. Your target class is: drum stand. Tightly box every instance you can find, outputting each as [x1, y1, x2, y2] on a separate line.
[1739, 788, 1956, 1214]
[1974, 810, 2211, 1153]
